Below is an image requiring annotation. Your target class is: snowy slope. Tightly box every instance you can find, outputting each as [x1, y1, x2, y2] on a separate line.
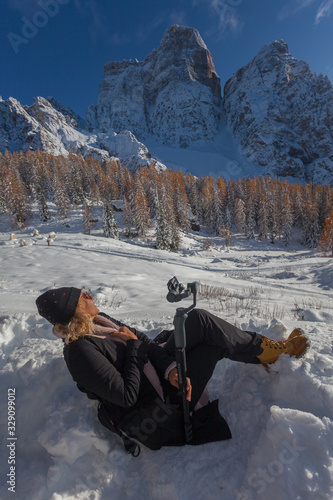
[145, 124, 259, 180]
[0, 206, 333, 500]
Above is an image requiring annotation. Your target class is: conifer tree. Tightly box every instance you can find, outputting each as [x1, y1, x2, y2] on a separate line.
[155, 199, 171, 250]
[235, 198, 246, 233]
[281, 195, 294, 247]
[155, 191, 181, 251]
[123, 196, 136, 237]
[221, 227, 232, 248]
[0, 170, 7, 213]
[318, 185, 333, 228]
[83, 202, 95, 235]
[301, 201, 319, 248]
[292, 185, 304, 229]
[199, 177, 215, 231]
[267, 194, 279, 244]
[245, 179, 258, 240]
[224, 207, 232, 231]
[139, 165, 162, 218]
[53, 173, 70, 218]
[258, 194, 269, 239]
[103, 202, 120, 239]
[133, 181, 151, 236]
[319, 209, 333, 257]
[38, 186, 50, 222]
[171, 171, 191, 232]
[69, 155, 85, 205]
[3, 166, 30, 228]
[174, 187, 191, 232]
[88, 181, 101, 207]
[246, 201, 256, 240]
[184, 174, 200, 219]
[207, 182, 224, 234]
[246, 211, 256, 240]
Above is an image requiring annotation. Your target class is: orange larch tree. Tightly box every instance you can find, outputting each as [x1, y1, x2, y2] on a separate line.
[319, 209, 333, 257]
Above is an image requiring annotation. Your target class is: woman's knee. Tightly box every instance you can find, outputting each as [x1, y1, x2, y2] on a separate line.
[187, 308, 208, 321]
[187, 309, 212, 329]
[185, 309, 210, 343]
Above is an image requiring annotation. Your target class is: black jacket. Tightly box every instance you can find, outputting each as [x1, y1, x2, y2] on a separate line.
[63, 313, 175, 417]
[63, 313, 231, 450]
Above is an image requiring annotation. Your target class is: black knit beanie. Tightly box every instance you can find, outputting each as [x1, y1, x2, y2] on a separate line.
[36, 287, 81, 325]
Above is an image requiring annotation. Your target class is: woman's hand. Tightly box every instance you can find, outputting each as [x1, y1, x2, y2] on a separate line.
[168, 367, 192, 402]
[110, 326, 138, 342]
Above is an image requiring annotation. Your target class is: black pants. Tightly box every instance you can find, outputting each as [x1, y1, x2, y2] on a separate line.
[162, 309, 263, 411]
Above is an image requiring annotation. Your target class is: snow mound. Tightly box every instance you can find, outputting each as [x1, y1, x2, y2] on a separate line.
[238, 406, 333, 500]
[297, 309, 333, 323]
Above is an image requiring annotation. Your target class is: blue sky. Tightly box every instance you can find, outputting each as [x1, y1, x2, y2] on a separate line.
[1, 0, 333, 118]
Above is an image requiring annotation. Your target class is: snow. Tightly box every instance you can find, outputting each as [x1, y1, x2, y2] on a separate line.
[1, 206, 333, 499]
[145, 124, 259, 180]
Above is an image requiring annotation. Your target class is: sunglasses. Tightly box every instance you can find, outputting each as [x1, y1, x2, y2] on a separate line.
[81, 289, 94, 300]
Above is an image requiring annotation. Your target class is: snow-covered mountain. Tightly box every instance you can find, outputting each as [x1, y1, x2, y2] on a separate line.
[87, 25, 222, 147]
[223, 39, 333, 184]
[1, 26, 333, 184]
[0, 96, 166, 171]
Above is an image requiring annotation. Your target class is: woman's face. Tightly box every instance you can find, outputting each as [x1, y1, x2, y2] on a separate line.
[77, 291, 100, 318]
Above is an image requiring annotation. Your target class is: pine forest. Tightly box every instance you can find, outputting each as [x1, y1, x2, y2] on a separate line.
[1, 150, 333, 254]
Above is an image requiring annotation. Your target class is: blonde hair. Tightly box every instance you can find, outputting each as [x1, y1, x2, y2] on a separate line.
[55, 310, 94, 344]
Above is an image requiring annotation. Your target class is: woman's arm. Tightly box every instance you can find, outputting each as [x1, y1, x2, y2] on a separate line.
[64, 338, 148, 408]
[104, 314, 176, 377]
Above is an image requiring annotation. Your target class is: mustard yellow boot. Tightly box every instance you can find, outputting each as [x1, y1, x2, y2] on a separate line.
[257, 328, 308, 367]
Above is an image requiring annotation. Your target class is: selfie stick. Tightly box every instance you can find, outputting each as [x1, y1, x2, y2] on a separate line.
[167, 277, 199, 443]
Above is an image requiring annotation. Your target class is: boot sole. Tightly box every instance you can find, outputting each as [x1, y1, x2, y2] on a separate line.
[294, 338, 310, 359]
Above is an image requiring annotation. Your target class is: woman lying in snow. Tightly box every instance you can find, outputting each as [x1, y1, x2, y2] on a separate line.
[36, 287, 308, 454]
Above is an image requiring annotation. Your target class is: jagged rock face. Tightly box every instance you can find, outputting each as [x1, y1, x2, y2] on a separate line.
[0, 97, 66, 155]
[87, 25, 222, 147]
[45, 97, 85, 129]
[222, 40, 333, 183]
[0, 97, 165, 171]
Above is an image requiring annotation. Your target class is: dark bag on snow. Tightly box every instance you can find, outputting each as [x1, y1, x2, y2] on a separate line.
[115, 397, 232, 451]
[190, 399, 231, 445]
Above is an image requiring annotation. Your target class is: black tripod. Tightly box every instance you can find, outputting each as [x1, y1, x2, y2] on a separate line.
[167, 277, 199, 443]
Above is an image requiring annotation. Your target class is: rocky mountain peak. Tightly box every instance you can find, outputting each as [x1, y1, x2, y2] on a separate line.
[258, 39, 289, 57]
[223, 39, 333, 183]
[151, 25, 221, 100]
[86, 25, 222, 147]
[45, 97, 85, 129]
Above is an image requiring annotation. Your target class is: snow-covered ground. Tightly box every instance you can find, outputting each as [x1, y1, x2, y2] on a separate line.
[0, 206, 333, 500]
[145, 124, 260, 180]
